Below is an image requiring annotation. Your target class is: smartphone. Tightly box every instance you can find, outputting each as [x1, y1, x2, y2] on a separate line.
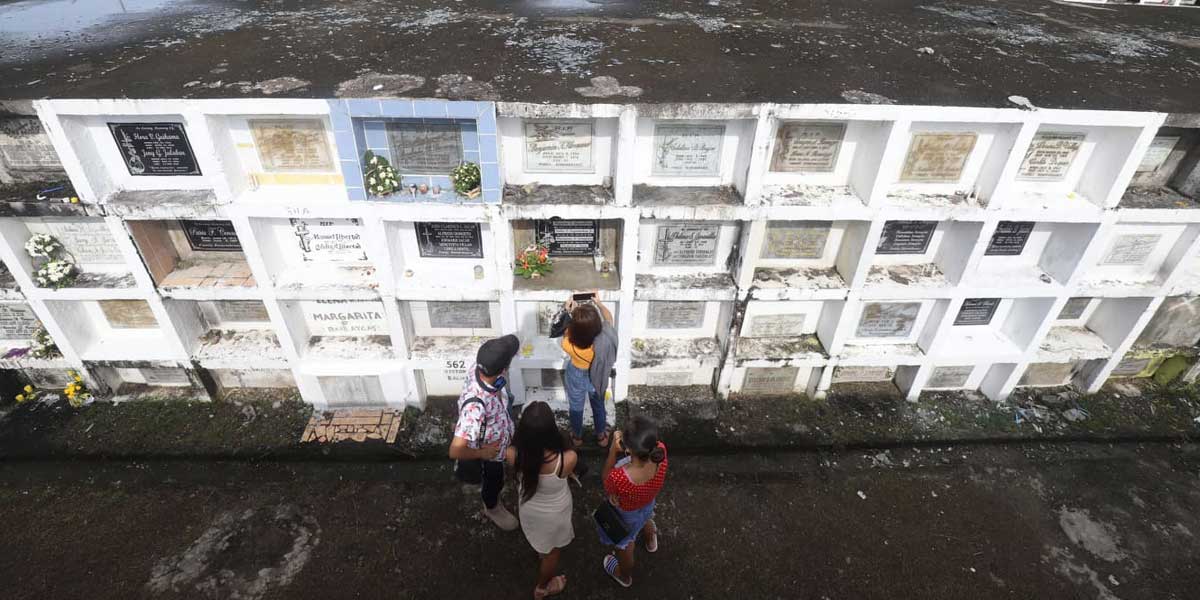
[572, 292, 596, 302]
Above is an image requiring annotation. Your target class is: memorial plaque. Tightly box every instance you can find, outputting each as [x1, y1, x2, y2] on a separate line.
[654, 223, 720, 266]
[741, 367, 798, 394]
[214, 300, 271, 323]
[386, 122, 463, 174]
[954, 298, 1001, 326]
[43, 220, 124, 264]
[1017, 132, 1085, 181]
[181, 220, 242, 252]
[302, 300, 388, 336]
[108, 122, 201, 176]
[1100, 234, 1160, 266]
[1111, 356, 1152, 377]
[1018, 362, 1074, 387]
[291, 218, 368, 262]
[926, 365, 974, 388]
[319, 375, 385, 406]
[427, 301, 492, 330]
[537, 302, 560, 336]
[0, 117, 61, 174]
[856, 302, 921, 338]
[524, 121, 594, 173]
[985, 221, 1035, 256]
[899, 132, 977, 183]
[249, 119, 333, 172]
[651, 124, 724, 177]
[1057, 297, 1093, 320]
[1137, 136, 1180, 173]
[875, 221, 937, 255]
[832, 366, 893, 383]
[535, 219, 599, 257]
[416, 222, 483, 259]
[0, 303, 39, 339]
[99, 300, 158, 329]
[769, 122, 846, 173]
[645, 371, 695, 387]
[140, 368, 191, 386]
[747, 314, 807, 337]
[646, 301, 706, 329]
[762, 221, 831, 259]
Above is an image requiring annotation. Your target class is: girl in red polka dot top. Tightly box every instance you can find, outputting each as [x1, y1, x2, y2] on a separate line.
[598, 415, 668, 588]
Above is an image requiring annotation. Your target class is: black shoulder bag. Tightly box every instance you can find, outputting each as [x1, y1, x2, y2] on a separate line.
[593, 500, 630, 543]
[453, 397, 486, 484]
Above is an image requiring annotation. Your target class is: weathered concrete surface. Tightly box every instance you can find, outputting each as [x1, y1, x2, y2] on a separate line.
[1, 442, 1199, 599]
[2, 0, 1200, 111]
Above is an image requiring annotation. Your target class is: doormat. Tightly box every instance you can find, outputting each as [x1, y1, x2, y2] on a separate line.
[301, 409, 403, 444]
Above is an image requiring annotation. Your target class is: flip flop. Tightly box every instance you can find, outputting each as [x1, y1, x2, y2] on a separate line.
[603, 554, 632, 588]
[645, 530, 659, 553]
[545, 575, 566, 596]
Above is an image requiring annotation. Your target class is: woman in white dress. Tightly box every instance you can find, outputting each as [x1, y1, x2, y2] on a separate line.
[505, 401, 578, 599]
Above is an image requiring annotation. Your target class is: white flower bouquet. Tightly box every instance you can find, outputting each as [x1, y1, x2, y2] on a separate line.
[450, 162, 481, 197]
[24, 233, 79, 288]
[34, 259, 77, 288]
[363, 150, 401, 197]
[24, 233, 60, 258]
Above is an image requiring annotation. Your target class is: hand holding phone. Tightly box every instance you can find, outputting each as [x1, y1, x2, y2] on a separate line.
[572, 292, 596, 302]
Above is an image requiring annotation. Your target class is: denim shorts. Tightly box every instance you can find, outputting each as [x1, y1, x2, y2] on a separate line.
[596, 498, 656, 550]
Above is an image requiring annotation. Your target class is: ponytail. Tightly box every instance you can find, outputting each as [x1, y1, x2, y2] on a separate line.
[622, 414, 664, 463]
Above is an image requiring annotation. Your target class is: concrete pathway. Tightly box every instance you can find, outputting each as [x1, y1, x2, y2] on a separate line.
[0, 442, 1197, 599]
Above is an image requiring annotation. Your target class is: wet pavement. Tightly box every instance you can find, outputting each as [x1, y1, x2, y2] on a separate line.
[1, 0, 1200, 110]
[1, 441, 1198, 599]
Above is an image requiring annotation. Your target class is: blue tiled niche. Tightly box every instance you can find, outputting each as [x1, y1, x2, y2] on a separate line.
[328, 99, 501, 203]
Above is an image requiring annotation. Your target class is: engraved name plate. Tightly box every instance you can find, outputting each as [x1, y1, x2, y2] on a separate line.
[741, 367, 798, 394]
[536, 219, 598, 257]
[0, 303, 39, 339]
[301, 300, 388, 336]
[762, 221, 831, 259]
[985, 221, 1035, 256]
[645, 371, 694, 386]
[954, 298, 1001, 326]
[416, 222, 483, 259]
[214, 300, 271, 323]
[1057, 297, 1092, 320]
[876, 221, 937, 255]
[386, 122, 463, 174]
[0, 117, 62, 174]
[1017, 132, 1085, 181]
[899, 132, 977, 183]
[652, 124, 724, 177]
[1137, 136, 1181, 173]
[856, 302, 921, 338]
[427, 301, 492, 329]
[99, 300, 158, 329]
[43, 221, 124, 264]
[524, 121, 594, 173]
[926, 365, 973, 388]
[181, 220, 242, 252]
[1101, 234, 1160, 266]
[1018, 362, 1074, 386]
[646, 301, 706, 329]
[290, 218, 368, 262]
[747, 314, 807, 337]
[770, 122, 845, 173]
[250, 119, 333, 172]
[654, 222, 720, 266]
[109, 122, 201, 176]
[832, 366, 893, 383]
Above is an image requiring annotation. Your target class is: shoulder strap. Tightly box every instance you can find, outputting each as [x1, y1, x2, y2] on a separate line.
[556, 452, 564, 477]
[461, 396, 486, 440]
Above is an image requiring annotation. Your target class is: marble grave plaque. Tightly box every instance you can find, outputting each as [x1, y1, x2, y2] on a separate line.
[536, 219, 598, 257]
[652, 124, 724, 177]
[747, 314, 807, 337]
[291, 218, 368, 262]
[181, 220, 241, 252]
[249, 119, 333, 172]
[524, 121, 594, 173]
[109, 122, 201, 176]
[900, 132, 977, 183]
[319, 375, 385, 406]
[741, 367, 798, 394]
[856, 302, 921, 338]
[1101, 234, 1160, 266]
[985, 221, 1035, 256]
[762, 221, 831, 259]
[140, 368, 191, 386]
[386, 122, 463, 174]
[645, 371, 694, 387]
[43, 220, 124, 264]
[832, 366, 893, 383]
[427, 301, 492, 329]
[646, 301, 706, 329]
[1018, 362, 1074, 387]
[876, 221, 937, 255]
[770, 122, 845, 173]
[302, 300, 388, 336]
[654, 222, 720, 266]
[214, 300, 271, 323]
[1110, 356, 1152, 377]
[1017, 132, 1085, 181]
[954, 298, 1001, 326]
[1137, 136, 1181, 173]
[926, 365, 974, 388]
[99, 300, 158, 329]
[0, 303, 39, 339]
[416, 222, 483, 259]
[1058, 297, 1093, 320]
[0, 117, 62, 174]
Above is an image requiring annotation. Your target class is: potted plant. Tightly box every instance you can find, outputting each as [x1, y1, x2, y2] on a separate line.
[363, 150, 401, 197]
[514, 243, 552, 279]
[450, 162, 481, 198]
[24, 233, 77, 289]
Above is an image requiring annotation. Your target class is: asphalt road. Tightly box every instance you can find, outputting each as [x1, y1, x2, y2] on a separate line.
[0, 442, 1197, 599]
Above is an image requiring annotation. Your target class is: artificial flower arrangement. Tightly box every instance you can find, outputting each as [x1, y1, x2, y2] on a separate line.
[30, 325, 60, 359]
[24, 233, 77, 288]
[363, 150, 401, 197]
[13, 371, 90, 408]
[450, 162, 481, 198]
[514, 243, 552, 279]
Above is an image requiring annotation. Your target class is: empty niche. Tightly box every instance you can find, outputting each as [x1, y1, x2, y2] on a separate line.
[89, 364, 205, 401]
[748, 220, 867, 293]
[522, 367, 569, 407]
[163, 299, 284, 367]
[43, 299, 175, 361]
[866, 220, 981, 289]
[1121, 126, 1200, 209]
[939, 297, 1053, 361]
[1078, 222, 1197, 292]
[971, 221, 1097, 288]
[126, 219, 253, 290]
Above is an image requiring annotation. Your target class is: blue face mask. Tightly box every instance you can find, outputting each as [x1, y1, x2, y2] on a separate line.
[493, 375, 507, 389]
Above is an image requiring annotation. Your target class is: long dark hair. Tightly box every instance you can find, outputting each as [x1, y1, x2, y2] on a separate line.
[567, 304, 601, 350]
[622, 414, 666, 463]
[513, 401, 567, 501]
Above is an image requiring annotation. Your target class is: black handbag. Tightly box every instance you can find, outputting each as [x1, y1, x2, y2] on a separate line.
[548, 308, 571, 339]
[593, 500, 630, 543]
[453, 397, 486, 484]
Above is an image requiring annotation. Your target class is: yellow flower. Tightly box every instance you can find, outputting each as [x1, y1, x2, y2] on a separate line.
[70, 197, 79, 204]
[23, 385, 33, 393]
[74, 375, 82, 382]
[16, 394, 25, 402]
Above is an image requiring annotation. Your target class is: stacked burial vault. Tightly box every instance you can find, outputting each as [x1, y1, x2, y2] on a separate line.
[2, 98, 1200, 415]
